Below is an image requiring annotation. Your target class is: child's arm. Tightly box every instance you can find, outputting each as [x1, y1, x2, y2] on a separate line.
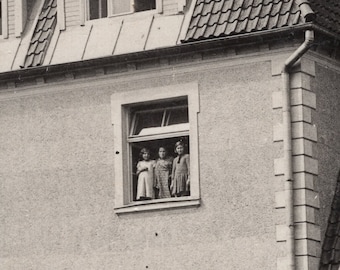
[170, 159, 176, 191]
[185, 155, 190, 189]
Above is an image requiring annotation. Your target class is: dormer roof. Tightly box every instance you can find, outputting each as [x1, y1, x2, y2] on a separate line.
[320, 172, 340, 270]
[183, 0, 340, 42]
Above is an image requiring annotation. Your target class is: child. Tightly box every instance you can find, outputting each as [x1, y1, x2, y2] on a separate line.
[171, 141, 190, 197]
[136, 148, 156, 200]
[154, 147, 173, 199]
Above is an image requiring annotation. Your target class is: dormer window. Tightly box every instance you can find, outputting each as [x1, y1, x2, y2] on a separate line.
[87, 0, 157, 20]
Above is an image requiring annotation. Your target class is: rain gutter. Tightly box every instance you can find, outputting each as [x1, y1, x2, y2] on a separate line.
[282, 1, 315, 269]
[0, 23, 315, 83]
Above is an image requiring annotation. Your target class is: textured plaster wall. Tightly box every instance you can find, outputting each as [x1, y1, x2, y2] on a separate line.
[0, 59, 283, 269]
[314, 63, 340, 240]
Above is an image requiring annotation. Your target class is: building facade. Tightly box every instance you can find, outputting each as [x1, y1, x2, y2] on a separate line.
[0, 0, 340, 269]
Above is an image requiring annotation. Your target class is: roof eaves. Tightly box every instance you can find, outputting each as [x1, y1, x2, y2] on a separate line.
[0, 23, 316, 83]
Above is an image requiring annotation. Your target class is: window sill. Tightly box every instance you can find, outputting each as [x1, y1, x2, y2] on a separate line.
[114, 197, 200, 214]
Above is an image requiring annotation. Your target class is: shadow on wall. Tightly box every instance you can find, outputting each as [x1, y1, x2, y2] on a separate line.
[320, 170, 340, 269]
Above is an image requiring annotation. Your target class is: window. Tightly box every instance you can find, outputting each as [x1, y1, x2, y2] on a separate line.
[111, 83, 200, 213]
[86, 0, 157, 20]
[0, 0, 7, 38]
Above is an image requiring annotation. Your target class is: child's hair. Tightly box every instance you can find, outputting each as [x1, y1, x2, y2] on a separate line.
[139, 148, 150, 159]
[174, 140, 185, 153]
[159, 146, 167, 152]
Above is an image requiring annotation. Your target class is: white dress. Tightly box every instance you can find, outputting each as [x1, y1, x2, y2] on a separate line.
[136, 160, 156, 200]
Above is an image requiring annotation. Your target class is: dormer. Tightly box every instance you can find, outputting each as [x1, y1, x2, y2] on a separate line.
[0, 0, 33, 39]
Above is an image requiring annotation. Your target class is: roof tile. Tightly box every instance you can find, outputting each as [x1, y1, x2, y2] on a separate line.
[320, 171, 340, 269]
[184, 0, 340, 42]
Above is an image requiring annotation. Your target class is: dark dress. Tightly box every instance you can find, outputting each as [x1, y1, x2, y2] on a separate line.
[171, 154, 190, 196]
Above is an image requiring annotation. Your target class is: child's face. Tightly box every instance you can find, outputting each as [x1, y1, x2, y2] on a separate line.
[142, 152, 150, 161]
[158, 148, 166, 159]
[175, 145, 184, 155]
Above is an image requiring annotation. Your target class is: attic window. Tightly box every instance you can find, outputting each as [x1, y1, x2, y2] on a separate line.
[87, 0, 157, 20]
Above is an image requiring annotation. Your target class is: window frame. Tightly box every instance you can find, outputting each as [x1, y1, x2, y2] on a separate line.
[84, 0, 162, 21]
[111, 83, 200, 213]
[0, 0, 8, 39]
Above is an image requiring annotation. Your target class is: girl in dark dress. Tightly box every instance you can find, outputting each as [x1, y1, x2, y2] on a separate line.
[171, 141, 190, 197]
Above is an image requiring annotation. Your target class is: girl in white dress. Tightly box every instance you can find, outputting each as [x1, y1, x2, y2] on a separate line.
[136, 148, 156, 200]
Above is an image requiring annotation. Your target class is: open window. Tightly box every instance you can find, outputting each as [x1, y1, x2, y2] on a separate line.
[111, 83, 200, 213]
[86, 0, 157, 20]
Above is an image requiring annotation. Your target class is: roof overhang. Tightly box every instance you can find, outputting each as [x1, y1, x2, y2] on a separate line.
[0, 22, 338, 84]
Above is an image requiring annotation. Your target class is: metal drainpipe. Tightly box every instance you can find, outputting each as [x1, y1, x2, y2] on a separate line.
[282, 29, 314, 270]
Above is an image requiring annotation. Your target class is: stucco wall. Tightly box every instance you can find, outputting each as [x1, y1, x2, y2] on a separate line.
[0, 58, 283, 269]
[314, 63, 340, 240]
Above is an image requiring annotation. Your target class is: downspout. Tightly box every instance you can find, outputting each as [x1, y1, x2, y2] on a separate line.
[282, 1, 315, 269]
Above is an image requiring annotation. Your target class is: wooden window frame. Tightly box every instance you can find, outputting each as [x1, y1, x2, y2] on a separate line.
[83, 0, 162, 22]
[0, 0, 8, 38]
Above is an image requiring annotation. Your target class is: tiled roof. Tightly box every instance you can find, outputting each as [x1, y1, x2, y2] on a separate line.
[22, 0, 57, 68]
[320, 171, 340, 270]
[310, 0, 340, 36]
[184, 0, 340, 42]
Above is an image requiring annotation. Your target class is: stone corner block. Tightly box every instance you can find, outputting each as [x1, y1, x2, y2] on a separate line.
[292, 139, 314, 157]
[294, 189, 320, 209]
[295, 223, 321, 241]
[277, 257, 288, 270]
[293, 156, 318, 175]
[291, 106, 312, 123]
[291, 89, 316, 109]
[295, 239, 321, 257]
[292, 122, 317, 142]
[273, 91, 283, 109]
[274, 158, 285, 176]
[294, 205, 317, 224]
[273, 123, 283, 142]
[290, 72, 313, 91]
[275, 191, 286, 209]
[276, 225, 287, 242]
[296, 255, 320, 270]
[301, 58, 316, 77]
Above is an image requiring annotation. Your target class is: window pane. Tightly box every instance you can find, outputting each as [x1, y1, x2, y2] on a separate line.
[89, 0, 107, 19]
[89, 0, 99, 19]
[112, 0, 130, 14]
[133, 110, 163, 135]
[101, 0, 107, 17]
[167, 107, 188, 125]
[135, 0, 156, 12]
